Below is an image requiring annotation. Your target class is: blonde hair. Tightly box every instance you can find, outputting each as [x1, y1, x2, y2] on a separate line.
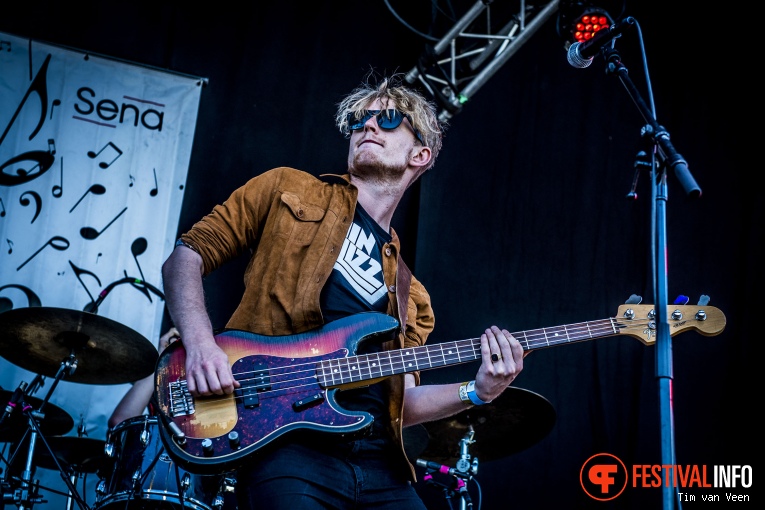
[336, 73, 445, 170]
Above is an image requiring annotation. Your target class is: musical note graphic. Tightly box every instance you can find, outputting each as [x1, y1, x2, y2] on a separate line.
[6, 239, 13, 254]
[129, 237, 151, 301]
[87, 141, 122, 169]
[150, 168, 158, 196]
[69, 260, 102, 306]
[0, 53, 51, 145]
[131, 237, 147, 281]
[0, 284, 43, 313]
[17, 235, 70, 271]
[96, 252, 102, 263]
[0, 197, 5, 217]
[52, 157, 64, 197]
[69, 183, 106, 213]
[19, 191, 42, 223]
[80, 207, 127, 240]
[49, 99, 61, 120]
[0, 40, 11, 52]
[0, 149, 55, 186]
[129, 174, 135, 187]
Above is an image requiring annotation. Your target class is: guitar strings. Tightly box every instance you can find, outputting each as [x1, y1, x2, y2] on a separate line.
[220, 316, 658, 402]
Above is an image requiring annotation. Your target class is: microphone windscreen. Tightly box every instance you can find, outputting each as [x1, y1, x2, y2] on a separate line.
[566, 43, 593, 69]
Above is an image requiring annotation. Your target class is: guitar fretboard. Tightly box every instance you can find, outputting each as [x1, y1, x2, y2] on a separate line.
[317, 317, 620, 387]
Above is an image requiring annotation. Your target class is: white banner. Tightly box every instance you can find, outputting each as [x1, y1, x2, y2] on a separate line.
[0, 32, 204, 507]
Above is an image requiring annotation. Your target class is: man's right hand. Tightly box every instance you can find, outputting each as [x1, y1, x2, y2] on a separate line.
[183, 335, 239, 396]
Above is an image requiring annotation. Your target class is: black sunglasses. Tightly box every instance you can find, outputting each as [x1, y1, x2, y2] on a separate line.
[346, 109, 424, 144]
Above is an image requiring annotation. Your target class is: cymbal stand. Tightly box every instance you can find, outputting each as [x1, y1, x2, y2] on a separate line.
[13, 354, 89, 510]
[65, 418, 89, 510]
[419, 427, 479, 510]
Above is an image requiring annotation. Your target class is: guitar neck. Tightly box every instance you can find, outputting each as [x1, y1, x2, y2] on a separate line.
[318, 317, 619, 388]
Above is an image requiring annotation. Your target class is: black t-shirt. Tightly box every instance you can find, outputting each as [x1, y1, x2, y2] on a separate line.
[319, 204, 392, 437]
[320, 204, 391, 323]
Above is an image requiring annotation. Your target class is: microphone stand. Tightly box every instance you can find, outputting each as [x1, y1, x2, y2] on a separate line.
[600, 45, 701, 510]
[419, 427, 478, 510]
[10, 360, 88, 510]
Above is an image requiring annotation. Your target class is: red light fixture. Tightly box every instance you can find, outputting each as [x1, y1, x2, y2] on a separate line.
[556, 2, 619, 49]
[571, 8, 614, 43]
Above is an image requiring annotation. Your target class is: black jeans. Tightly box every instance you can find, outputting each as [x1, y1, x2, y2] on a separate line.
[235, 435, 427, 510]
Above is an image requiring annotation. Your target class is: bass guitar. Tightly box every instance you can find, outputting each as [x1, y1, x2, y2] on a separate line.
[154, 303, 725, 474]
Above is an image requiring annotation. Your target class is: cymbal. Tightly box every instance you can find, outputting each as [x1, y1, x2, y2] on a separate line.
[0, 307, 157, 385]
[418, 387, 556, 465]
[8, 436, 109, 474]
[0, 390, 74, 440]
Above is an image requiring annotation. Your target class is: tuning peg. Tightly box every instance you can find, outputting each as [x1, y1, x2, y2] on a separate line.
[673, 295, 690, 305]
[624, 294, 642, 304]
[697, 295, 710, 306]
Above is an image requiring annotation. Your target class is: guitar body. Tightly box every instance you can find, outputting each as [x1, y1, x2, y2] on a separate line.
[154, 312, 400, 474]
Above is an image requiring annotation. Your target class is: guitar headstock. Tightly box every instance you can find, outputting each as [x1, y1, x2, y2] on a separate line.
[616, 304, 726, 345]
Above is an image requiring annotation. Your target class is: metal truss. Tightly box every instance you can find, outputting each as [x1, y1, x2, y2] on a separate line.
[405, 0, 561, 122]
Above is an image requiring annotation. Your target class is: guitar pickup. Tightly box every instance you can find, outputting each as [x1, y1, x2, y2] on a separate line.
[292, 392, 324, 411]
[234, 362, 270, 409]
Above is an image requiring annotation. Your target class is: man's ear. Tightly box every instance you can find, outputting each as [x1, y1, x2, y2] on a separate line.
[409, 145, 432, 171]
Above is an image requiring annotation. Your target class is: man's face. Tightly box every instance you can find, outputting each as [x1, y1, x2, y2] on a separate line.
[347, 100, 421, 180]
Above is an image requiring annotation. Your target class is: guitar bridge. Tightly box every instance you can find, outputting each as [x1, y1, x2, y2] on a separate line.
[168, 380, 195, 417]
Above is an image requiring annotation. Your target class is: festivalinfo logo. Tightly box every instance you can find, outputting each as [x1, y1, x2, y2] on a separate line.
[580, 453, 752, 503]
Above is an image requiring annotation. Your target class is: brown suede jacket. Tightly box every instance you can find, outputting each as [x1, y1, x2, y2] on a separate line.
[179, 166, 435, 481]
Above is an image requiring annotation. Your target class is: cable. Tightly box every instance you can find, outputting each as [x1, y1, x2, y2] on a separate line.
[383, 0, 440, 42]
[83, 276, 165, 314]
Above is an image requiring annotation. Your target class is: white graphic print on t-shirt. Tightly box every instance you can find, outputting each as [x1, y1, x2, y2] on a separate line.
[333, 221, 387, 305]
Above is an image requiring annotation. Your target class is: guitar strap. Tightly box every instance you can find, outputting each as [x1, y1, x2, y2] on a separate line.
[396, 254, 412, 332]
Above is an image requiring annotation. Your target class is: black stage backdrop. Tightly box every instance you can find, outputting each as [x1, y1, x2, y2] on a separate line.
[1, 1, 757, 509]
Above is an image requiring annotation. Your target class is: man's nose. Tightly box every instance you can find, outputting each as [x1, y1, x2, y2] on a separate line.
[363, 114, 378, 131]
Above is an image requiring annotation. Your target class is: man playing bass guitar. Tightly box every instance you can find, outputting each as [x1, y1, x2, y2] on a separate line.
[160, 73, 524, 510]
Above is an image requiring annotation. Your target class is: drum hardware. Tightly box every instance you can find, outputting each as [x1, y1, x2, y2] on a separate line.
[417, 427, 478, 510]
[94, 416, 231, 509]
[211, 476, 236, 510]
[0, 306, 157, 509]
[1, 396, 86, 509]
[412, 387, 557, 510]
[1, 380, 73, 442]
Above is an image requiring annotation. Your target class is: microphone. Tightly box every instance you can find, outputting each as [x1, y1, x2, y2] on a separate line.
[82, 277, 165, 313]
[567, 17, 636, 68]
[0, 381, 28, 426]
[416, 459, 459, 476]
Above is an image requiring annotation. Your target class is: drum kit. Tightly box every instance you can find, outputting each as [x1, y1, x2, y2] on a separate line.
[1, 306, 557, 510]
[0, 307, 234, 510]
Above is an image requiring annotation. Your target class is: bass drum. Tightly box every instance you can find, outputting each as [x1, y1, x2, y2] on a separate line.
[94, 416, 234, 509]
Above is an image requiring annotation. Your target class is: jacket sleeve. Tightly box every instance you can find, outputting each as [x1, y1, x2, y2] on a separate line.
[179, 168, 286, 276]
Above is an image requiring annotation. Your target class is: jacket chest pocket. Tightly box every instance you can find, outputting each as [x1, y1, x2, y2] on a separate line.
[273, 192, 326, 244]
